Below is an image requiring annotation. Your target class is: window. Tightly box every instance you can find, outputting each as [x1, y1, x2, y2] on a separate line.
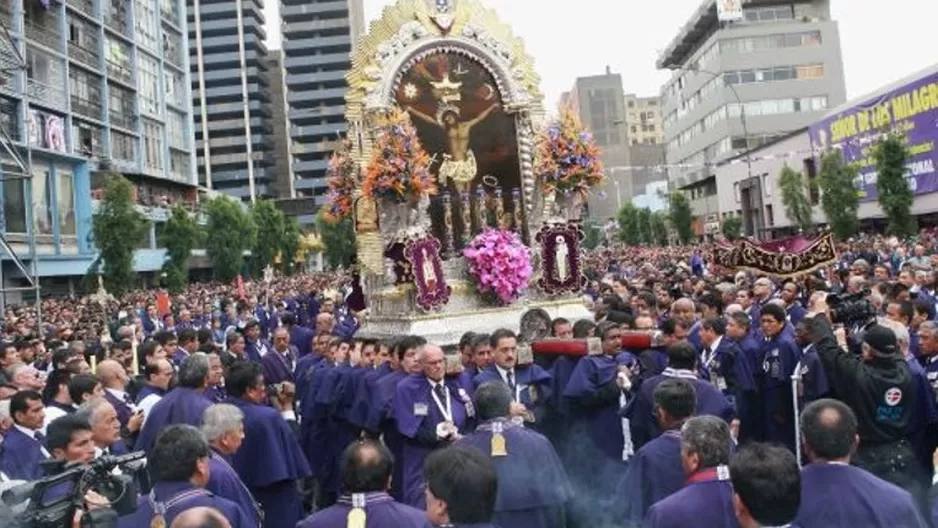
[3, 180, 26, 233]
[142, 119, 163, 172]
[762, 173, 773, 198]
[133, 0, 158, 51]
[765, 204, 775, 227]
[105, 37, 132, 82]
[32, 165, 53, 235]
[138, 54, 160, 115]
[164, 70, 184, 107]
[744, 5, 794, 23]
[162, 30, 181, 66]
[58, 169, 75, 235]
[721, 31, 822, 54]
[111, 130, 135, 161]
[167, 110, 186, 149]
[734, 182, 741, 203]
[170, 150, 189, 180]
[72, 122, 102, 156]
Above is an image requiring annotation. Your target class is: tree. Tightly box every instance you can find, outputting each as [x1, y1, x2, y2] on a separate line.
[668, 191, 694, 244]
[874, 133, 916, 237]
[90, 174, 147, 295]
[778, 165, 814, 232]
[249, 200, 289, 277]
[204, 196, 256, 282]
[650, 211, 670, 246]
[581, 220, 604, 250]
[637, 207, 653, 244]
[279, 219, 302, 275]
[617, 203, 644, 245]
[816, 150, 859, 240]
[159, 204, 201, 293]
[722, 216, 743, 240]
[316, 209, 355, 269]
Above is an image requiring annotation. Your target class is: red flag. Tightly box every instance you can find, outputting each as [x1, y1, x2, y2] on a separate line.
[155, 291, 171, 317]
[236, 275, 246, 299]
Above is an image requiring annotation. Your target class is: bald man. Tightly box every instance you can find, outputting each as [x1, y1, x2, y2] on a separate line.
[97, 360, 138, 433]
[168, 507, 231, 528]
[392, 344, 473, 508]
[315, 313, 335, 335]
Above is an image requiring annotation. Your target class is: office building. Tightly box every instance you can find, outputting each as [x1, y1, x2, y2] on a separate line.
[280, 0, 364, 206]
[658, 0, 846, 238]
[267, 50, 293, 199]
[0, 0, 199, 298]
[624, 94, 664, 146]
[189, 0, 274, 201]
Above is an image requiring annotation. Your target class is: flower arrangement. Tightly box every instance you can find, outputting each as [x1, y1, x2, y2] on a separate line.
[323, 138, 357, 223]
[463, 229, 533, 304]
[363, 108, 437, 202]
[534, 107, 605, 198]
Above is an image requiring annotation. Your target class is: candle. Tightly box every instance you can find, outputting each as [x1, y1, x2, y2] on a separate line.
[90, 354, 97, 374]
[131, 332, 139, 376]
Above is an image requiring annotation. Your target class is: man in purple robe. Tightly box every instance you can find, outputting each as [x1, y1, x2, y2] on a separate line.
[226, 360, 312, 528]
[644, 416, 738, 528]
[135, 353, 213, 453]
[620, 378, 695, 525]
[116, 424, 252, 528]
[472, 329, 552, 424]
[285, 312, 316, 358]
[729, 443, 801, 528]
[393, 343, 472, 509]
[260, 327, 296, 385]
[297, 439, 430, 528]
[757, 304, 802, 452]
[0, 390, 49, 480]
[425, 446, 498, 528]
[725, 311, 762, 443]
[242, 319, 271, 363]
[796, 399, 928, 527]
[456, 381, 571, 528]
[201, 403, 263, 527]
[173, 328, 200, 367]
[348, 340, 395, 431]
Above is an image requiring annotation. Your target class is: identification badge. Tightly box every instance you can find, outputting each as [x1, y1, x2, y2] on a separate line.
[715, 376, 727, 391]
[465, 401, 475, 418]
[414, 403, 428, 416]
[928, 372, 937, 380]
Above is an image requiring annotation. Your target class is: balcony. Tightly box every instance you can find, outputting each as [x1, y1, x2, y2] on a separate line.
[108, 109, 134, 130]
[71, 94, 102, 120]
[67, 0, 95, 18]
[106, 60, 132, 84]
[27, 78, 67, 108]
[68, 41, 99, 69]
[24, 18, 62, 51]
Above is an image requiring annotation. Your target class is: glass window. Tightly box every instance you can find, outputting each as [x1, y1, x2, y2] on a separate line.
[111, 130, 135, 161]
[58, 169, 75, 235]
[167, 110, 186, 149]
[134, 0, 158, 51]
[138, 54, 160, 115]
[142, 119, 163, 172]
[32, 165, 53, 235]
[3, 180, 27, 233]
[739, 70, 756, 84]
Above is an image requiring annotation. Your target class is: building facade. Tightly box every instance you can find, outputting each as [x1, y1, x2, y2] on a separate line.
[624, 94, 664, 146]
[657, 0, 846, 238]
[266, 50, 292, 199]
[189, 0, 273, 201]
[0, 0, 199, 299]
[280, 0, 364, 207]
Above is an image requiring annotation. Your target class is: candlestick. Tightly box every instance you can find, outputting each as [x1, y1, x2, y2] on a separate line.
[459, 191, 471, 246]
[442, 192, 455, 258]
[512, 188, 523, 233]
[475, 187, 487, 232]
[90, 354, 97, 374]
[494, 187, 506, 230]
[131, 333, 139, 376]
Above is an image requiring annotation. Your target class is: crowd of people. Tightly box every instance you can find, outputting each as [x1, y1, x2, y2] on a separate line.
[0, 231, 937, 527]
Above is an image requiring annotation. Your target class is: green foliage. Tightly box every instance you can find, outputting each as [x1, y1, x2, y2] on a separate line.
[668, 191, 694, 244]
[817, 150, 860, 240]
[722, 216, 743, 240]
[159, 204, 201, 293]
[280, 218, 303, 275]
[90, 174, 147, 295]
[650, 211, 670, 246]
[204, 196, 257, 282]
[249, 200, 287, 277]
[581, 220, 604, 250]
[617, 203, 644, 245]
[874, 134, 916, 237]
[778, 165, 814, 231]
[316, 209, 355, 269]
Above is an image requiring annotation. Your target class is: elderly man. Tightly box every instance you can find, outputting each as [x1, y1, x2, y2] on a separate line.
[260, 327, 296, 385]
[201, 403, 262, 527]
[97, 359, 140, 434]
[77, 397, 128, 456]
[135, 353, 213, 453]
[393, 344, 472, 508]
[6, 363, 44, 392]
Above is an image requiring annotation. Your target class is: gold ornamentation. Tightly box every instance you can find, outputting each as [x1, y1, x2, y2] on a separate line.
[151, 516, 167, 528]
[491, 432, 507, 456]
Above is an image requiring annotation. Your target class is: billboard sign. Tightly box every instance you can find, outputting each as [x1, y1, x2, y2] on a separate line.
[717, 0, 744, 22]
[808, 69, 938, 202]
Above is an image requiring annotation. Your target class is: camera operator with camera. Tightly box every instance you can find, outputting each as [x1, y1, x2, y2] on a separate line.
[807, 295, 929, 515]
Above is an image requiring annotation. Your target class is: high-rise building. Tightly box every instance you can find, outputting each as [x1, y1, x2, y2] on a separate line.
[0, 0, 199, 298]
[658, 0, 846, 238]
[188, 0, 273, 201]
[623, 94, 664, 146]
[280, 0, 364, 206]
[266, 50, 292, 199]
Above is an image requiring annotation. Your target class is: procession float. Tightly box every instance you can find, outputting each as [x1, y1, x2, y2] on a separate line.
[325, 0, 602, 345]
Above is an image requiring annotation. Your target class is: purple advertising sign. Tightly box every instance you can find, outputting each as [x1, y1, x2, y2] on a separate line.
[808, 68, 938, 202]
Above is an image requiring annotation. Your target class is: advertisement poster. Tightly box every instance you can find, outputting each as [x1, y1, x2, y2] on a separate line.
[717, 0, 744, 22]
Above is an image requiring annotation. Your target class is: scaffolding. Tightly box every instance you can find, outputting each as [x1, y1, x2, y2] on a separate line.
[0, 12, 40, 321]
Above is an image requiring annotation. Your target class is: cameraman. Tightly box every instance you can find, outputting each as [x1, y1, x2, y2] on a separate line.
[806, 311, 928, 512]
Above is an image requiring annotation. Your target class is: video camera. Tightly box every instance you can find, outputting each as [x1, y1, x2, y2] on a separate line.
[2, 451, 147, 528]
[826, 290, 877, 329]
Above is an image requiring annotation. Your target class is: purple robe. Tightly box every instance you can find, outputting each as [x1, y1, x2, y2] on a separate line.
[906, 357, 938, 473]
[204, 385, 228, 403]
[103, 390, 135, 430]
[366, 370, 407, 500]
[349, 363, 393, 430]
[0, 427, 47, 480]
[619, 430, 683, 524]
[260, 348, 296, 385]
[134, 387, 212, 453]
[245, 338, 272, 363]
[798, 463, 927, 527]
[294, 353, 323, 405]
[309, 364, 358, 494]
[116, 481, 252, 528]
[171, 347, 190, 367]
[207, 450, 263, 527]
[797, 347, 830, 405]
[562, 352, 635, 463]
[393, 373, 472, 508]
[229, 397, 312, 528]
[473, 364, 553, 417]
[644, 469, 738, 528]
[298, 362, 335, 482]
[758, 332, 802, 451]
[134, 385, 165, 405]
[290, 325, 316, 358]
[296, 492, 431, 528]
[456, 418, 571, 528]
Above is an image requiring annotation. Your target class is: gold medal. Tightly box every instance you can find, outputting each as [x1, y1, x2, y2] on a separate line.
[491, 432, 507, 457]
[347, 507, 367, 528]
[150, 515, 167, 528]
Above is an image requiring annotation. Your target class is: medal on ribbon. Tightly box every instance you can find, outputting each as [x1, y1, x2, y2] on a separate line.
[491, 420, 507, 457]
[150, 516, 166, 528]
[347, 493, 366, 528]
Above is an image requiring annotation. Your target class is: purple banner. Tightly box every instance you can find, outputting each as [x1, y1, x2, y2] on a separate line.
[808, 68, 938, 202]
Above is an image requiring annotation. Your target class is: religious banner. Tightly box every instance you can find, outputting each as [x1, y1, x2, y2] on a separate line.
[403, 235, 451, 311]
[712, 243, 739, 269]
[384, 242, 414, 285]
[535, 223, 586, 295]
[718, 233, 838, 277]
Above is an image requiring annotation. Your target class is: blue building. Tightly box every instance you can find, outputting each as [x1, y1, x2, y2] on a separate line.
[0, 0, 199, 301]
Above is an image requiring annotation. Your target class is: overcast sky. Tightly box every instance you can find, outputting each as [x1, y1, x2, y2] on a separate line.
[264, 0, 938, 109]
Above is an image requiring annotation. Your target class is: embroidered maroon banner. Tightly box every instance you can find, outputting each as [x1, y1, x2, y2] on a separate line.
[535, 222, 586, 295]
[403, 235, 451, 311]
[713, 233, 837, 277]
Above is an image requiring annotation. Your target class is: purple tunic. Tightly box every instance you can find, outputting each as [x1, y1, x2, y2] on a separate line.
[0, 427, 46, 480]
[759, 332, 802, 451]
[296, 492, 431, 528]
[207, 450, 263, 527]
[116, 481, 252, 528]
[456, 418, 571, 528]
[103, 390, 135, 430]
[644, 468, 739, 528]
[393, 373, 472, 508]
[134, 387, 212, 453]
[260, 347, 296, 385]
[367, 370, 408, 500]
[619, 430, 683, 524]
[798, 463, 928, 528]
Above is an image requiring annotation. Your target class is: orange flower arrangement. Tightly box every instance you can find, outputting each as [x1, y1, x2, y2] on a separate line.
[534, 107, 605, 198]
[362, 108, 437, 201]
[323, 137, 356, 223]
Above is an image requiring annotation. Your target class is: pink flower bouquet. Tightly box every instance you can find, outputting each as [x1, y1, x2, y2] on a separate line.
[463, 229, 533, 304]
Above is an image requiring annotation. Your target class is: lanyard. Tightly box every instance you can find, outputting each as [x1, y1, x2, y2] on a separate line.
[430, 382, 453, 422]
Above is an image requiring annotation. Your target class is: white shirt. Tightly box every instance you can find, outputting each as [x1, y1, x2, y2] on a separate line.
[42, 404, 70, 435]
[495, 365, 521, 401]
[702, 336, 723, 368]
[105, 387, 136, 412]
[137, 392, 163, 425]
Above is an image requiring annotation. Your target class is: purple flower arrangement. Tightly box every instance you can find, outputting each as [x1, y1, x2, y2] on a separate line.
[462, 229, 533, 304]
